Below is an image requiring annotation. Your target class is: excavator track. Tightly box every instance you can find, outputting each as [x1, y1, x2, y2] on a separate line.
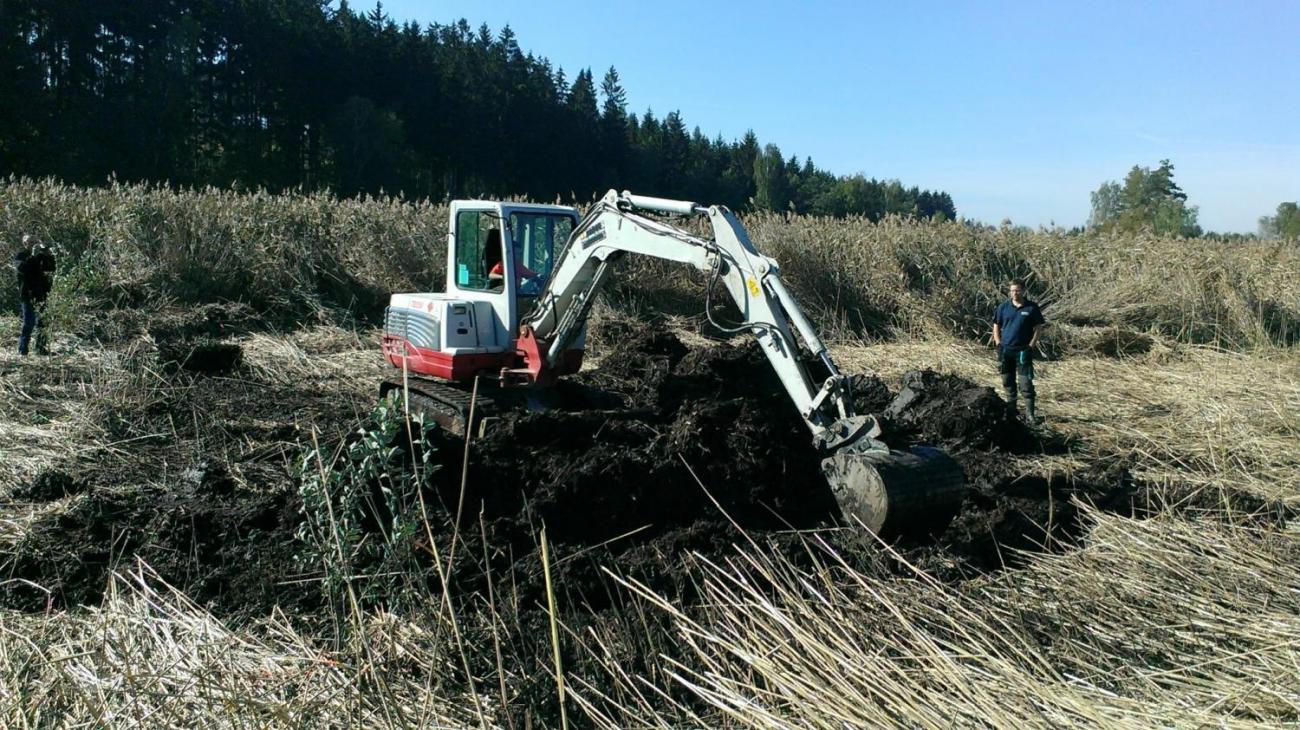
[381, 376, 498, 438]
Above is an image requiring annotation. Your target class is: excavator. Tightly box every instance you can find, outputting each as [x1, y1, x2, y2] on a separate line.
[380, 190, 965, 537]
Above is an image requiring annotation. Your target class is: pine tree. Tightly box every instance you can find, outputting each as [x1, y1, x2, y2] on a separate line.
[753, 144, 791, 212]
[1091, 160, 1200, 236]
[598, 66, 629, 188]
[599, 66, 627, 120]
[725, 130, 760, 208]
[660, 111, 689, 196]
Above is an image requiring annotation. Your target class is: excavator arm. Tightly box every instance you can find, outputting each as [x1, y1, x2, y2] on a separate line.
[525, 190, 851, 443]
[517, 190, 966, 536]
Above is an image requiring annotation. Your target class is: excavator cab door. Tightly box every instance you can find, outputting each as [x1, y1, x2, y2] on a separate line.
[447, 202, 579, 351]
[448, 202, 513, 350]
[504, 209, 576, 321]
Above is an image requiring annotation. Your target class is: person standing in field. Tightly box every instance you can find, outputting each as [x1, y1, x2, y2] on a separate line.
[12, 234, 56, 356]
[992, 278, 1045, 424]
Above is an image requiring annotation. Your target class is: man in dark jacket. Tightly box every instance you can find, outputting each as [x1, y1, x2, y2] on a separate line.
[13, 234, 56, 356]
[992, 278, 1046, 423]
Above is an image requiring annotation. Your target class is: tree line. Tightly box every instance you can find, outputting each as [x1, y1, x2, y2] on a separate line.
[1088, 159, 1297, 240]
[0, 0, 956, 220]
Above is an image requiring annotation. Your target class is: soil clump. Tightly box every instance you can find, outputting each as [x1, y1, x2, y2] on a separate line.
[4, 467, 309, 614]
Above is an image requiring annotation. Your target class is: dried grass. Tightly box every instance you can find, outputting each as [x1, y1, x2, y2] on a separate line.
[575, 506, 1300, 728]
[0, 564, 487, 728]
[0, 347, 139, 490]
[834, 336, 1300, 503]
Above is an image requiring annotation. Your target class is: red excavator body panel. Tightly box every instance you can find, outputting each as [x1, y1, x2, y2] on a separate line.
[381, 333, 584, 384]
[381, 334, 512, 381]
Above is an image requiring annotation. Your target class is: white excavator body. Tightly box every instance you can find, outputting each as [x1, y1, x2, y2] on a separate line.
[382, 200, 584, 380]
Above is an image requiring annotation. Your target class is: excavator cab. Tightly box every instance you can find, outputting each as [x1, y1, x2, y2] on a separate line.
[381, 201, 580, 384]
[449, 203, 576, 330]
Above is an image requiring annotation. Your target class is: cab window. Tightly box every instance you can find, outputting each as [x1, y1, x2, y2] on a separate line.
[508, 212, 575, 280]
[454, 210, 502, 291]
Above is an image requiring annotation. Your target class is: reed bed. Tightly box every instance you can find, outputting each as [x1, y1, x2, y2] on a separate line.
[0, 177, 446, 325]
[2, 180, 1298, 727]
[4, 178, 1297, 348]
[745, 212, 1300, 348]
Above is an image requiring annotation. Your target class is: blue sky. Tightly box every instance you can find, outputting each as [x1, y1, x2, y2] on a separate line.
[365, 1, 1298, 232]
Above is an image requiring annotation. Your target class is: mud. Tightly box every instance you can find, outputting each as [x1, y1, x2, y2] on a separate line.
[451, 332, 844, 543]
[10, 469, 89, 502]
[4, 320, 1262, 618]
[156, 340, 244, 373]
[880, 369, 1035, 452]
[1, 315, 369, 615]
[4, 467, 310, 614]
[419, 328, 1162, 611]
[451, 330, 1047, 554]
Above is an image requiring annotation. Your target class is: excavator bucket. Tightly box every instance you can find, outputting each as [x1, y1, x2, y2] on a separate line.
[821, 440, 966, 540]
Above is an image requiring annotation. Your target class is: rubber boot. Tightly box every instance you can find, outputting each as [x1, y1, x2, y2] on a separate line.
[1003, 390, 1018, 419]
[1024, 397, 1038, 425]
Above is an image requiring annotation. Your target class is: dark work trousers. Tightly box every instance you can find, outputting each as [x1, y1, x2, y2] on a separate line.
[999, 346, 1035, 403]
[17, 300, 40, 355]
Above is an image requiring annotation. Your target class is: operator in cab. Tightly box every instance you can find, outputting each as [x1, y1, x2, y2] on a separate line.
[485, 228, 543, 295]
[992, 278, 1046, 424]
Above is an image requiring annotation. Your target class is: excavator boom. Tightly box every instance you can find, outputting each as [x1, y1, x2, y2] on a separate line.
[526, 190, 851, 438]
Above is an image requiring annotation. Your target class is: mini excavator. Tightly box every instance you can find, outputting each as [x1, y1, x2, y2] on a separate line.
[380, 190, 965, 537]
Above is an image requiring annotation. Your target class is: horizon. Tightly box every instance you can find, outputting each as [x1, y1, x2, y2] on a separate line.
[360, 0, 1300, 233]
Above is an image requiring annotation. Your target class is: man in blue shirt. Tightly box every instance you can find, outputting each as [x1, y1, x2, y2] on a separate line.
[992, 278, 1046, 423]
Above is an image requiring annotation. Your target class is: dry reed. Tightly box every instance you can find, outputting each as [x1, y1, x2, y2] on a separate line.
[2, 179, 1298, 727]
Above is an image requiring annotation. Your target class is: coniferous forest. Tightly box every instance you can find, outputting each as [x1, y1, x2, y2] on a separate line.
[0, 0, 956, 219]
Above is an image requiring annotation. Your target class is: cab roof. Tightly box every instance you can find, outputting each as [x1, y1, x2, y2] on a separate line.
[451, 200, 579, 215]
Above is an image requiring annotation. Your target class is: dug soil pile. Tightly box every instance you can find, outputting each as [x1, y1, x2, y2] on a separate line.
[4, 319, 1149, 617]
[431, 322, 1147, 609]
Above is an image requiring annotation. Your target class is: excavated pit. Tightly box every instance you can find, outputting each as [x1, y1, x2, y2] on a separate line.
[3, 320, 1236, 617]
